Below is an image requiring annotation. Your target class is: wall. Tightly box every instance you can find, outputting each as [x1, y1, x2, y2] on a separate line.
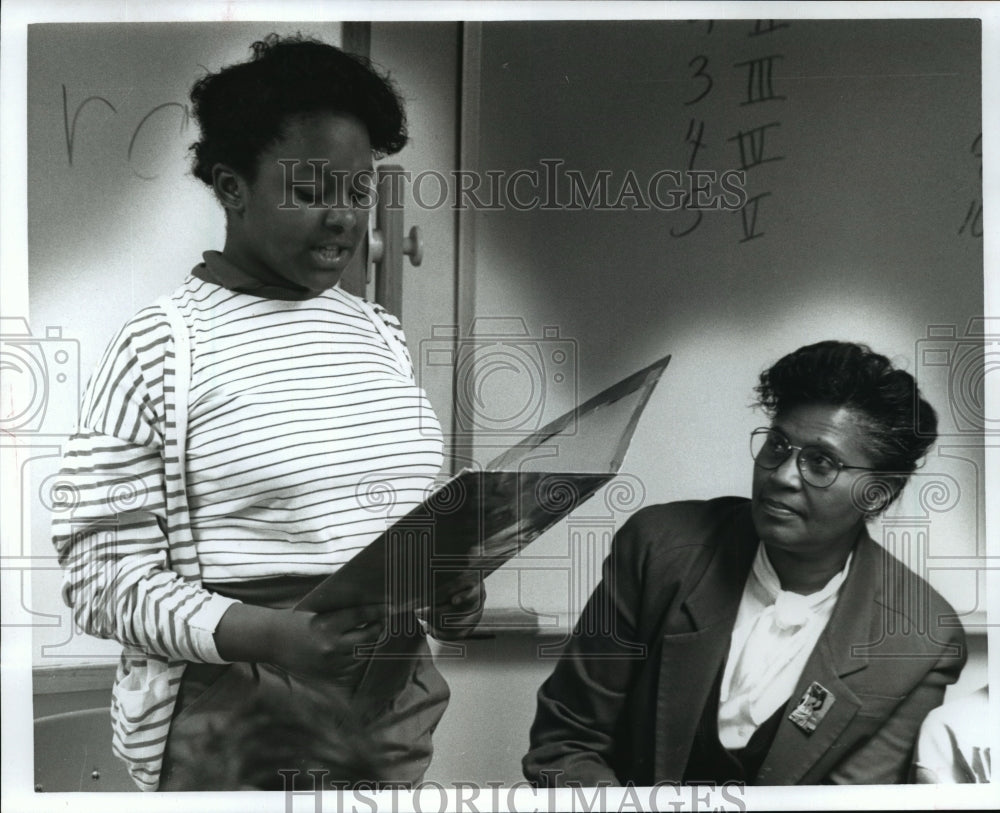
[465, 19, 988, 627]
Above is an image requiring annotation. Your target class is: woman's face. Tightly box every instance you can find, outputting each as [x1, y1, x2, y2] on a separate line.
[751, 403, 879, 562]
[222, 111, 373, 297]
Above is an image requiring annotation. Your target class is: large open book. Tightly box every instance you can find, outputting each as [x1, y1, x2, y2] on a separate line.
[296, 354, 670, 613]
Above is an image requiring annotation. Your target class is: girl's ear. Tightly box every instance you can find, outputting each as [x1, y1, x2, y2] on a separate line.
[212, 164, 245, 212]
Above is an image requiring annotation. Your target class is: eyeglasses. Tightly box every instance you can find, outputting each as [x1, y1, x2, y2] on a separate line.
[749, 427, 879, 488]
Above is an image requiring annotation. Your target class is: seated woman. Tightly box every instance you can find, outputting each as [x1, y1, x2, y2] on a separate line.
[522, 341, 966, 786]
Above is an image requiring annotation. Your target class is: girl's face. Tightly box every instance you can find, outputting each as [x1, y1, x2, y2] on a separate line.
[221, 111, 373, 297]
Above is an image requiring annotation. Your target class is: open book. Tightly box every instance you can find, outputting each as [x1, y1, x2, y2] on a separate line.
[296, 353, 670, 613]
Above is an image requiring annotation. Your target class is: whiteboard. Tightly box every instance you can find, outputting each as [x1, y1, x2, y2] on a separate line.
[464, 19, 987, 622]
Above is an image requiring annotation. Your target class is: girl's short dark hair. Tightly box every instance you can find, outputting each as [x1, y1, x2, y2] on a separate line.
[189, 33, 407, 186]
[755, 340, 938, 477]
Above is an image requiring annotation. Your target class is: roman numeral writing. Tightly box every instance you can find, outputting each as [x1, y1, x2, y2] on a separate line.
[734, 55, 786, 105]
[738, 192, 771, 242]
[749, 20, 790, 37]
[728, 122, 784, 171]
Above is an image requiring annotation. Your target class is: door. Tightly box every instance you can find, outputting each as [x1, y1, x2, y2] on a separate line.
[363, 22, 461, 468]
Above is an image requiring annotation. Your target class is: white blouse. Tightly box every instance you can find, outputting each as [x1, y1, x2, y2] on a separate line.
[717, 543, 852, 749]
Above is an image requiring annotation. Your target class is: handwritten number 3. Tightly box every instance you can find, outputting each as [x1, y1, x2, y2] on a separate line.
[685, 55, 713, 105]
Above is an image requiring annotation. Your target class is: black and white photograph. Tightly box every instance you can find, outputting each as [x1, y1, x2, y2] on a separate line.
[2, 2, 997, 812]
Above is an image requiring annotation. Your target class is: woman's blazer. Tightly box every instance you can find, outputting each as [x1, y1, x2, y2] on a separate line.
[523, 497, 967, 786]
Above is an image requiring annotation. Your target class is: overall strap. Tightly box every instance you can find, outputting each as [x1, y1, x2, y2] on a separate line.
[355, 297, 413, 377]
[155, 294, 191, 477]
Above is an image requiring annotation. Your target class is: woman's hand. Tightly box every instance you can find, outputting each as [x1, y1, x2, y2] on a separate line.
[421, 575, 486, 641]
[214, 601, 386, 683]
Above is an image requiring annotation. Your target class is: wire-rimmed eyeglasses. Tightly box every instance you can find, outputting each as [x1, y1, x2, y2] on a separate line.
[749, 427, 879, 488]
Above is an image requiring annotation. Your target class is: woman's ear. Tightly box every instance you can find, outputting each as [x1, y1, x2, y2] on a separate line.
[212, 164, 245, 212]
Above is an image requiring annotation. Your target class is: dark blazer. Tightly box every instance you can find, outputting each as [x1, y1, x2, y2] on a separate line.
[523, 498, 966, 786]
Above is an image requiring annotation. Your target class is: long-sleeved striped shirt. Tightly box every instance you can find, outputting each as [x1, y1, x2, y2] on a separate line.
[51, 268, 443, 789]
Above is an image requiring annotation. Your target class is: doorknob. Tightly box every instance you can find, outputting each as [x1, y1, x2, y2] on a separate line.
[369, 225, 422, 268]
[402, 225, 423, 267]
[371, 165, 423, 319]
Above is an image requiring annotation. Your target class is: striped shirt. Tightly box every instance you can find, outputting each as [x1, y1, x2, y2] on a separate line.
[183, 275, 443, 581]
[51, 269, 442, 789]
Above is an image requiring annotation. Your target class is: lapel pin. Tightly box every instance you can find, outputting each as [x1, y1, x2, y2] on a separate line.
[788, 681, 835, 734]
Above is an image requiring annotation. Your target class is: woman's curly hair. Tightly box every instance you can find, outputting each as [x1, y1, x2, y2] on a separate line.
[755, 340, 938, 478]
[189, 33, 407, 186]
